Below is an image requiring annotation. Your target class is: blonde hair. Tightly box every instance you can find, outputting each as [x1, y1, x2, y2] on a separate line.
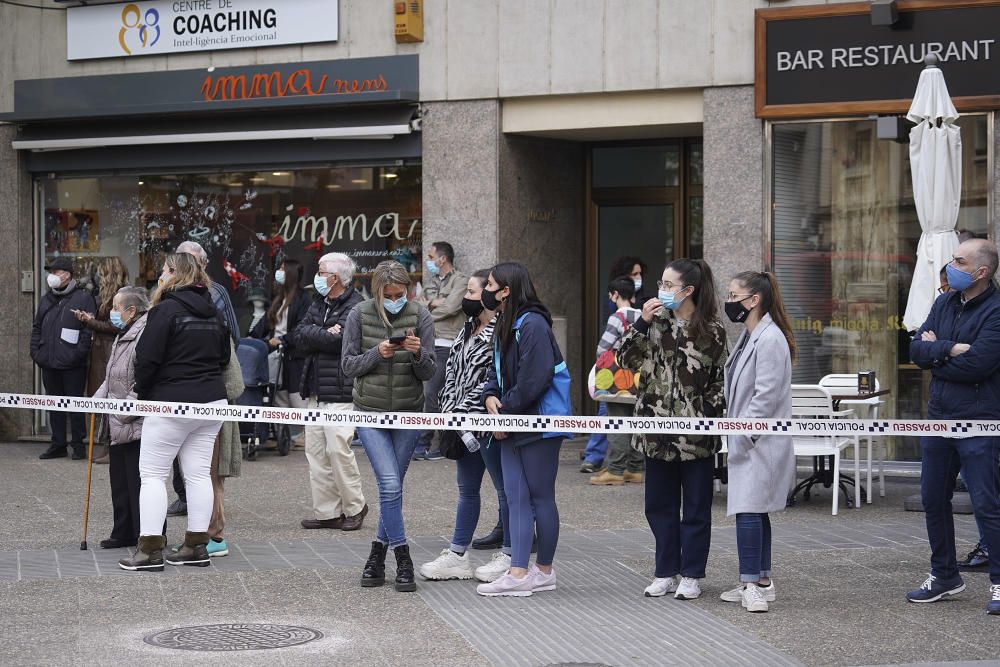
[152, 253, 212, 305]
[371, 260, 411, 328]
[97, 257, 130, 316]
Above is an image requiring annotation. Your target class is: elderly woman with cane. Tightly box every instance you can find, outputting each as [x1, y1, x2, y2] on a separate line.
[92, 287, 150, 549]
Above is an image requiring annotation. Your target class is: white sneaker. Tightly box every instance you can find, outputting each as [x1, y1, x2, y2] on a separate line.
[742, 582, 769, 612]
[530, 565, 557, 592]
[419, 549, 474, 581]
[674, 576, 702, 600]
[643, 576, 679, 597]
[720, 581, 776, 603]
[474, 552, 512, 583]
[476, 571, 534, 597]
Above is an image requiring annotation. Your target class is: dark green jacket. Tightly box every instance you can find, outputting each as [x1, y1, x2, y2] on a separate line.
[341, 299, 437, 412]
[617, 308, 728, 461]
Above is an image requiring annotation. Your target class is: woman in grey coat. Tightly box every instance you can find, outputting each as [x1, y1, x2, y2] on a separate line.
[721, 271, 797, 613]
[92, 287, 150, 549]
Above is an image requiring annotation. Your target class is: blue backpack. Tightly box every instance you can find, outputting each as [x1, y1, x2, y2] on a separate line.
[493, 313, 573, 440]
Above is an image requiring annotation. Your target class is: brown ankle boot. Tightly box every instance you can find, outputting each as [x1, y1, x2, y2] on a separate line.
[164, 531, 211, 567]
[118, 535, 166, 572]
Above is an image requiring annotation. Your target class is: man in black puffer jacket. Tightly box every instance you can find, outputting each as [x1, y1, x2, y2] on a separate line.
[31, 257, 96, 460]
[289, 252, 368, 531]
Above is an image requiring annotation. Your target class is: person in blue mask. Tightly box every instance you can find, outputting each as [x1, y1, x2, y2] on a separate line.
[908, 238, 1000, 615]
[341, 260, 437, 593]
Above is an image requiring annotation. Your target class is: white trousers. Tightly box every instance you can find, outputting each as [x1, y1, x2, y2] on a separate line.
[139, 401, 225, 536]
[305, 399, 366, 519]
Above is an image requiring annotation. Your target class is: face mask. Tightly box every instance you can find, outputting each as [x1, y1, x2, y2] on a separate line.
[109, 310, 127, 330]
[274, 270, 286, 286]
[945, 263, 979, 292]
[462, 297, 484, 318]
[482, 287, 503, 311]
[384, 296, 408, 315]
[46, 273, 63, 289]
[724, 298, 753, 324]
[313, 273, 331, 297]
[425, 259, 440, 277]
[658, 288, 687, 311]
[634, 278, 643, 291]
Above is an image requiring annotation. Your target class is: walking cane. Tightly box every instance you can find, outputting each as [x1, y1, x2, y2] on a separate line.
[80, 413, 96, 551]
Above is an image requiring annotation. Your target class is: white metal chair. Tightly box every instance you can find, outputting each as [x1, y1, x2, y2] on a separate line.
[789, 384, 861, 515]
[819, 373, 885, 501]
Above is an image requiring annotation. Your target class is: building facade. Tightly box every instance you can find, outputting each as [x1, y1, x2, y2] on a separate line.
[1, 0, 997, 459]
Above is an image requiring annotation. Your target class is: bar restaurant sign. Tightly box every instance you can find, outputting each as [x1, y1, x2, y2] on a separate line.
[67, 0, 338, 61]
[756, 1, 1000, 118]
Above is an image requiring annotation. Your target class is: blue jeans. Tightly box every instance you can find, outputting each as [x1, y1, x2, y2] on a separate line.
[644, 455, 714, 579]
[358, 427, 422, 548]
[583, 401, 609, 464]
[501, 438, 563, 569]
[736, 513, 772, 583]
[451, 439, 510, 554]
[921, 436, 1000, 585]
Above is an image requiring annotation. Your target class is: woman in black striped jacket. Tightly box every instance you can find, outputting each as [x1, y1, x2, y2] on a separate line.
[418, 270, 512, 584]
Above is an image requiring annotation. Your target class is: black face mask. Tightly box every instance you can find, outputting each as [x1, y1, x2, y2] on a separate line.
[724, 298, 752, 324]
[462, 297, 484, 318]
[481, 287, 503, 311]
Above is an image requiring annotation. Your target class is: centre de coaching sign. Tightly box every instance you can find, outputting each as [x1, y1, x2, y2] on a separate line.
[66, 0, 339, 61]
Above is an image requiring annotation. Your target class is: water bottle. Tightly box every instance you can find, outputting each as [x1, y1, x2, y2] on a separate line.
[461, 431, 481, 453]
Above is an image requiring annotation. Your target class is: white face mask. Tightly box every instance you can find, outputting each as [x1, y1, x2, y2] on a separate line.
[46, 273, 63, 289]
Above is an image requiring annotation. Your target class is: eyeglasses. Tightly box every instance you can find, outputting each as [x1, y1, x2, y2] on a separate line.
[727, 293, 753, 302]
[656, 280, 687, 290]
[317, 271, 335, 278]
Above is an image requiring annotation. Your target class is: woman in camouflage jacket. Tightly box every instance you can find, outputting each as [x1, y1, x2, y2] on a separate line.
[617, 258, 727, 602]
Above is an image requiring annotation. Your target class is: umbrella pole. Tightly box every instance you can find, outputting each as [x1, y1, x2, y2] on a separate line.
[80, 413, 96, 551]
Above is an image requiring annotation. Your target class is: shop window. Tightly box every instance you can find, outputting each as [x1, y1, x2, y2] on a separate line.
[40, 165, 422, 316]
[770, 116, 989, 459]
[592, 145, 680, 188]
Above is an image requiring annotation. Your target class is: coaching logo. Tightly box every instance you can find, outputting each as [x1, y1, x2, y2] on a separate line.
[119, 4, 161, 56]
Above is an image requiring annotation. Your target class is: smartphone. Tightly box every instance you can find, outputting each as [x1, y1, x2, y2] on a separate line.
[388, 335, 406, 345]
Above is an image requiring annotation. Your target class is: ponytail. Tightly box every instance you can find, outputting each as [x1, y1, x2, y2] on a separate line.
[733, 270, 798, 363]
[666, 258, 721, 343]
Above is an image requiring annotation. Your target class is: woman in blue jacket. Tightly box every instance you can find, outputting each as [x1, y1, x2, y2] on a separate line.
[478, 262, 567, 597]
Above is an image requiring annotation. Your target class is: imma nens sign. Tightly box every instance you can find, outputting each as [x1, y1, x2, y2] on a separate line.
[757, 2, 1000, 117]
[66, 0, 338, 61]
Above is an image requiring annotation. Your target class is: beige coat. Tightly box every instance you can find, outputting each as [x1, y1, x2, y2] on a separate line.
[93, 315, 147, 445]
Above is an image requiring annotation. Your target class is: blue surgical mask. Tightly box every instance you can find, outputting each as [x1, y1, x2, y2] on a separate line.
[425, 259, 440, 276]
[313, 273, 331, 297]
[945, 263, 978, 292]
[658, 288, 687, 311]
[274, 269, 286, 286]
[634, 278, 643, 290]
[384, 296, 408, 315]
[109, 310, 126, 330]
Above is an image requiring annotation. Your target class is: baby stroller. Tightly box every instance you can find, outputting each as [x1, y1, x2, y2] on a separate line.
[236, 337, 291, 460]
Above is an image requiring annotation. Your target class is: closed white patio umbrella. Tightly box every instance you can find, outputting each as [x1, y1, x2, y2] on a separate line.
[902, 55, 962, 331]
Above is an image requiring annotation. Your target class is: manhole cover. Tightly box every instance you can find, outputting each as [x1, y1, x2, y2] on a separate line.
[144, 623, 323, 652]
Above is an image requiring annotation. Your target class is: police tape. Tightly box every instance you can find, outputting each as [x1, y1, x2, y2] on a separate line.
[2, 392, 999, 437]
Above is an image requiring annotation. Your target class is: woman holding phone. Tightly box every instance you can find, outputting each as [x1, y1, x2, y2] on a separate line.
[341, 260, 437, 593]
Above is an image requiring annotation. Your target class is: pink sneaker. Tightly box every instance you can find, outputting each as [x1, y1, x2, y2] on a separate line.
[476, 571, 535, 597]
[530, 565, 557, 592]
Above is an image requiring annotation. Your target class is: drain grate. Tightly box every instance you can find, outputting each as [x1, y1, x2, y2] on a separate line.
[144, 623, 322, 652]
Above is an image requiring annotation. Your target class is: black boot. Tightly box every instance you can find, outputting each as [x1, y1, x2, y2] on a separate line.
[393, 545, 417, 593]
[472, 520, 504, 550]
[361, 541, 388, 587]
[164, 531, 211, 567]
[118, 535, 166, 572]
[38, 445, 68, 460]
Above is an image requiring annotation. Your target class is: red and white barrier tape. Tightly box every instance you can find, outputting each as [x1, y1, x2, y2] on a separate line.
[2, 393, 998, 437]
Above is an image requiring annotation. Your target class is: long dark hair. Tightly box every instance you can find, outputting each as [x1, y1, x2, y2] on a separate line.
[665, 258, 720, 343]
[733, 270, 798, 363]
[489, 262, 543, 353]
[268, 258, 303, 329]
[608, 255, 646, 283]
